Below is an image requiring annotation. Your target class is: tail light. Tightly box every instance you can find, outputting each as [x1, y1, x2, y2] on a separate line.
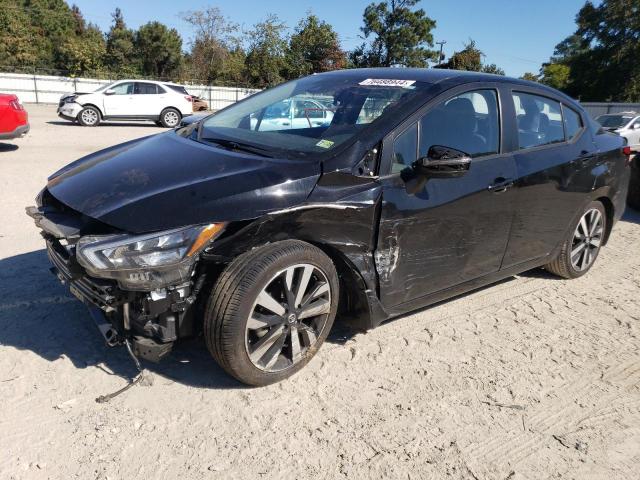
[185, 96, 193, 102]
[623, 146, 634, 165]
[9, 99, 24, 111]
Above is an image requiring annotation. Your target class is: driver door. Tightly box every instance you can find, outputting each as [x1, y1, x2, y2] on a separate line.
[375, 87, 518, 308]
[102, 81, 135, 116]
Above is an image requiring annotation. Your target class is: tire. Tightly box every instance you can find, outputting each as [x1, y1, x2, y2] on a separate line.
[628, 155, 640, 211]
[204, 240, 339, 386]
[159, 108, 181, 128]
[77, 106, 100, 126]
[544, 200, 607, 279]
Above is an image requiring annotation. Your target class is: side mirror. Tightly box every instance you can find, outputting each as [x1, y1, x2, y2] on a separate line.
[414, 145, 471, 178]
[104, 89, 116, 96]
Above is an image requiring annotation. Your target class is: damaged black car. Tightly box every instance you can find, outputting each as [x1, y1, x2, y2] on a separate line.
[28, 69, 630, 386]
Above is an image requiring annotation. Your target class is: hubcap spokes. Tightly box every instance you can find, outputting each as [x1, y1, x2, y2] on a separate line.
[165, 112, 178, 126]
[245, 264, 331, 372]
[82, 110, 97, 124]
[571, 208, 603, 271]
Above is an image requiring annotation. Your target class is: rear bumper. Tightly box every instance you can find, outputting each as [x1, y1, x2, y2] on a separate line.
[0, 123, 29, 140]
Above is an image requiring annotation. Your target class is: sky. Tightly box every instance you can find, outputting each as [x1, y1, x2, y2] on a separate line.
[71, 0, 590, 78]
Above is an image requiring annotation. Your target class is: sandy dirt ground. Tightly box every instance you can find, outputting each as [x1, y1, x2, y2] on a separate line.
[1, 105, 639, 480]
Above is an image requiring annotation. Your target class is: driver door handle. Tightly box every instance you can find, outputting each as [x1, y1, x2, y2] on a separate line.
[488, 177, 514, 193]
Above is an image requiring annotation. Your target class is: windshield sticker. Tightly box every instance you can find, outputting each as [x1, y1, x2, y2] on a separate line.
[359, 79, 416, 87]
[316, 139, 335, 149]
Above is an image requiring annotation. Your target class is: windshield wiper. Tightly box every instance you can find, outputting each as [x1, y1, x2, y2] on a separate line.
[200, 137, 273, 158]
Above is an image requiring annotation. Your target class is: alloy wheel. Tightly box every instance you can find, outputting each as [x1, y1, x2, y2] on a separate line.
[571, 208, 604, 272]
[245, 263, 331, 372]
[81, 109, 98, 125]
[164, 111, 179, 127]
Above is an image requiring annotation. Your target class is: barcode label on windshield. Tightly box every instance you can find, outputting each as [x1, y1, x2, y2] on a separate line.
[359, 79, 416, 87]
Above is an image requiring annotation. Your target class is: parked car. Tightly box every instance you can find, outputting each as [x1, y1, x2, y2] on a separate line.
[595, 112, 640, 151]
[57, 80, 193, 128]
[0, 94, 29, 140]
[28, 69, 630, 386]
[250, 96, 334, 131]
[191, 95, 209, 112]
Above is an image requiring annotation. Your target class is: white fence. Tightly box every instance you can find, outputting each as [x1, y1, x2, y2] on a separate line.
[0, 72, 260, 110]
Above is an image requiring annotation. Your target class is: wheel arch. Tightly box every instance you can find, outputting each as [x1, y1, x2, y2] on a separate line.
[78, 103, 103, 118]
[595, 195, 615, 245]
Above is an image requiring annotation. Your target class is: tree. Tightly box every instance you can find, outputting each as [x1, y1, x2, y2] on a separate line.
[135, 21, 183, 79]
[539, 63, 570, 90]
[58, 23, 106, 76]
[105, 8, 139, 77]
[548, 0, 640, 101]
[244, 15, 289, 88]
[287, 13, 346, 78]
[182, 7, 244, 84]
[0, 0, 41, 67]
[350, 0, 437, 67]
[520, 72, 539, 82]
[435, 39, 505, 75]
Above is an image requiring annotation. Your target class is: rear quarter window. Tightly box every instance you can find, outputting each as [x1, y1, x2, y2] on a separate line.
[165, 84, 189, 95]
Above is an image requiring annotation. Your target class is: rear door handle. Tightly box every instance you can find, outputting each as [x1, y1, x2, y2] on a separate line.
[487, 177, 514, 193]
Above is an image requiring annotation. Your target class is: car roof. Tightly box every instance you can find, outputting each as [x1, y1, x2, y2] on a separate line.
[316, 67, 577, 104]
[111, 79, 185, 87]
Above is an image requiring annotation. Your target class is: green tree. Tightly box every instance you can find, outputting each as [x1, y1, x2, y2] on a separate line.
[135, 21, 183, 79]
[350, 0, 437, 67]
[105, 8, 139, 77]
[0, 0, 41, 67]
[58, 23, 106, 76]
[182, 7, 244, 84]
[539, 63, 570, 90]
[549, 0, 640, 101]
[244, 14, 289, 88]
[520, 72, 540, 82]
[287, 13, 346, 78]
[435, 39, 505, 75]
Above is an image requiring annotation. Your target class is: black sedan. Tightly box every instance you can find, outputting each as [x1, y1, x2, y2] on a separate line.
[28, 69, 631, 386]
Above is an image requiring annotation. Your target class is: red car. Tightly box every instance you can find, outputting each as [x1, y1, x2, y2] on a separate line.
[0, 94, 29, 140]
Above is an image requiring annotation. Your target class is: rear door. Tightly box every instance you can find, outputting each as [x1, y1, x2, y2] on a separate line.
[133, 82, 164, 116]
[375, 85, 518, 308]
[102, 81, 135, 116]
[501, 89, 598, 268]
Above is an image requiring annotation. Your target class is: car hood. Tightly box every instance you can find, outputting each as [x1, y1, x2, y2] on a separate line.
[46, 132, 320, 233]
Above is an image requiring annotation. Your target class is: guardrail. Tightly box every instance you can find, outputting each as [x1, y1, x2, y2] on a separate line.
[0, 72, 260, 110]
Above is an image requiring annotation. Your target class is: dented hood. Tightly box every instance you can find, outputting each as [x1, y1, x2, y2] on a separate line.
[46, 132, 320, 233]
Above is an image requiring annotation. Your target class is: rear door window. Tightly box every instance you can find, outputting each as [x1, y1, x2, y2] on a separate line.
[563, 106, 583, 141]
[135, 82, 159, 95]
[512, 92, 564, 149]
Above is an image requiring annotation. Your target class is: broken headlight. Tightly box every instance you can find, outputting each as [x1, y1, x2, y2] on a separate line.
[76, 224, 225, 291]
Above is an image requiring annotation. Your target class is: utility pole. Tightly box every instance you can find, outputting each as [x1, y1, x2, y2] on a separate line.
[436, 40, 447, 64]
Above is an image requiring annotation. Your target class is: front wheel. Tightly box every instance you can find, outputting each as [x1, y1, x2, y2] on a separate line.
[159, 108, 181, 128]
[204, 240, 339, 386]
[544, 201, 607, 279]
[77, 106, 100, 126]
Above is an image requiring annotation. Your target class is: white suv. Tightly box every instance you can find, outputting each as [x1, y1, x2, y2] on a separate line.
[57, 80, 193, 127]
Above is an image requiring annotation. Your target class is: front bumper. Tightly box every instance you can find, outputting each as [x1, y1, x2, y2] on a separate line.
[57, 102, 83, 121]
[0, 123, 29, 140]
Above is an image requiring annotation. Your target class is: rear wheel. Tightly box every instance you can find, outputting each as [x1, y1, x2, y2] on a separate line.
[204, 240, 339, 386]
[77, 106, 100, 126]
[545, 201, 606, 279]
[159, 108, 181, 128]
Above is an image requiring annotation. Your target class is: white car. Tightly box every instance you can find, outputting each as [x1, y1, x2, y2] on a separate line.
[596, 111, 640, 151]
[250, 97, 334, 131]
[57, 80, 193, 127]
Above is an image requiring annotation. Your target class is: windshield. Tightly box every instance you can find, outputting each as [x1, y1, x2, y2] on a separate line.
[198, 74, 432, 159]
[596, 114, 634, 128]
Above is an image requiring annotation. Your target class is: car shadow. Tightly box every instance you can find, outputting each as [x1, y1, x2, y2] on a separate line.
[0, 249, 244, 390]
[622, 206, 640, 224]
[46, 121, 162, 128]
[0, 142, 19, 152]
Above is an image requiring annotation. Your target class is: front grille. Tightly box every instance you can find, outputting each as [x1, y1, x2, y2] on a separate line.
[46, 237, 126, 312]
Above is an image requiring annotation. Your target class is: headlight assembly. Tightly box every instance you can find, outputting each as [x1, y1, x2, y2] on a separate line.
[64, 95, 78, 104]
[76, 223, 225, 290]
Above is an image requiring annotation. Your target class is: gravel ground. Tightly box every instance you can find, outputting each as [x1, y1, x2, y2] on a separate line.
[1, 105, 639, 480]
